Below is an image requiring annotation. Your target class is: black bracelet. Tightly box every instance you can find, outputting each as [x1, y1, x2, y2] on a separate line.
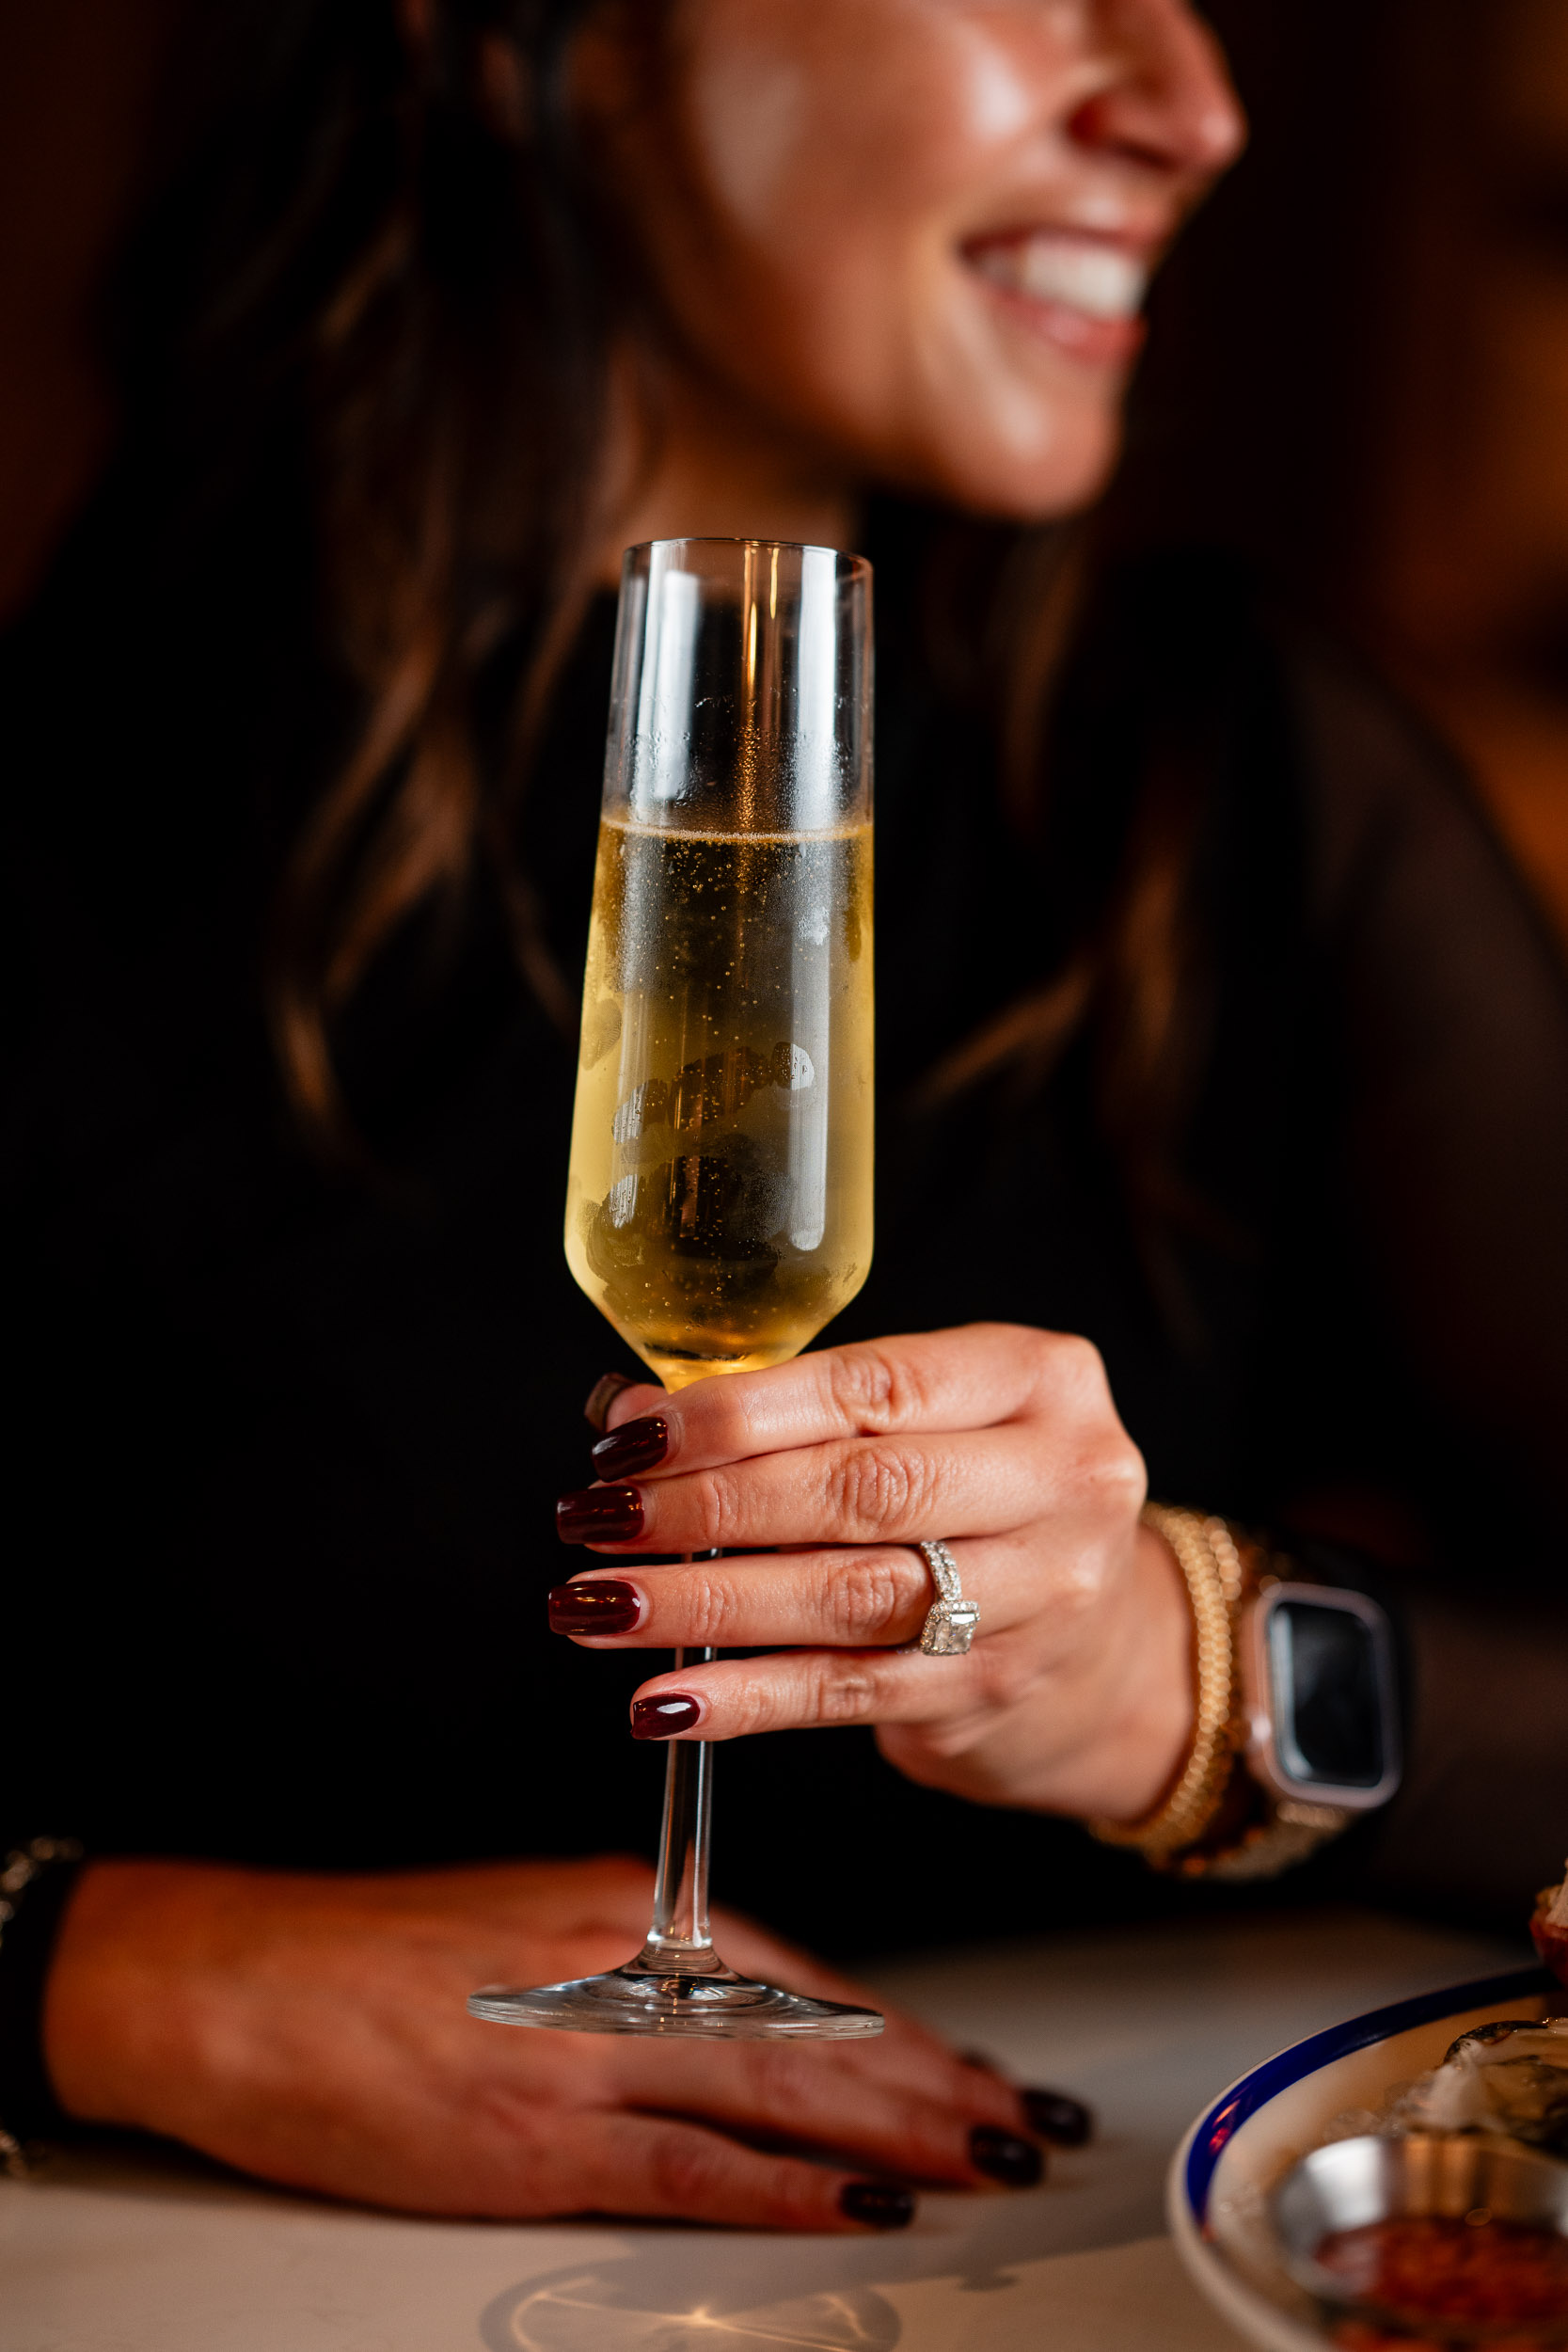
[0, 1837, 85, 2175]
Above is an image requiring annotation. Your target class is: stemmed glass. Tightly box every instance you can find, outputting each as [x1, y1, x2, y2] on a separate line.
[469, 537, 879, 2037]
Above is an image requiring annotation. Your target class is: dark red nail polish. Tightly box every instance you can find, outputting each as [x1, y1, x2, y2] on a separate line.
[970, 2126, 1043, 2187]
[556, 1486, 644, 1543]
[591, 1414, 669, 1479]
[839, 2181, 914, 2229]
[1022, 2088, 1092, 2147]
[584, 1373, 634, 1433]
[548, 1580, 642, 1635]
[631, 1693, 702, 1740]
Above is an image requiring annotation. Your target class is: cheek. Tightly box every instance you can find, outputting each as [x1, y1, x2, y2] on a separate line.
[672, 2, 1126, 516]
[688, 3, 1037, 225]
[684, 45, 812, 246]
[676, 196, 1126, 521]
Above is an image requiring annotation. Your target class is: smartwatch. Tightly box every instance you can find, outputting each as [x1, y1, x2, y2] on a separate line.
[1239, 1581, 1402, 1814]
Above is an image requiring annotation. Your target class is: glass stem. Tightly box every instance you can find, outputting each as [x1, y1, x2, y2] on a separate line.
[639, 1551, 721, 1975]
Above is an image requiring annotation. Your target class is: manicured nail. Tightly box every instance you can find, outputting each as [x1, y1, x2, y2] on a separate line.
[556, 1486, 644, 1543]
[548, 1581, 642, 1635]
[1022, 2088, 1092, 2147]
[631, 1693, 702, 1740]
[970, 2126, 1043, 2188]
[591, 1414, 669, 1479]
[839, 2181, 915, 2230]
[584, 1374, 633, 1433]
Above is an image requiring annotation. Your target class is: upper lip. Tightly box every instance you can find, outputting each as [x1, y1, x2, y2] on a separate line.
[961, 215, 1171, 265]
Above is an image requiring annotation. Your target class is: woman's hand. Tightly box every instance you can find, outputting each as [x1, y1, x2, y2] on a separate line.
[554, 1325, 1193, 1823]
[45, 1853, 1053, 2226]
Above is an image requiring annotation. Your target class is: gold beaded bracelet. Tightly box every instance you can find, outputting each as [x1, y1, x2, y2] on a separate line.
[1087, 1504, 1248, 1860]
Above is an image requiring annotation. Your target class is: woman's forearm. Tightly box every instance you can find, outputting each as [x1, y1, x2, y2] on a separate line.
[1357, 1579, 1568, 1922]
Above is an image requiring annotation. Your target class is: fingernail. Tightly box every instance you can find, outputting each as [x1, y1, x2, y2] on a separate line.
[959, 2047, 998, 2073]
[556, 1486, 644, 1543]
[970, 2126, 1044, 2188]
[1022, 2088, 1093, 2147]
[591, 1414, 669, 1479]
[631, 1693, 702, 1740]
[839, 2181, 915, 2230]
[548, 1580, 642, 1635]
[584, 1373, 633, 1433]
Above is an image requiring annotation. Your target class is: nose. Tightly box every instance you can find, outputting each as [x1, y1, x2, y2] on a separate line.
[1068, 0, 1247, 185]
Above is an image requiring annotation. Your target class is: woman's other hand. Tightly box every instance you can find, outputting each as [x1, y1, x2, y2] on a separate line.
[45, 1854, 1051, 2225]
[555, 1326, 1193, 1824]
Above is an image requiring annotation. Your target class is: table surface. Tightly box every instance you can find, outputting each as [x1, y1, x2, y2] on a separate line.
[0, 1905, 1525, 2352]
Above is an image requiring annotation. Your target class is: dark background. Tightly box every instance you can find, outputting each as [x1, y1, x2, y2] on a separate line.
[1122, 0, 1568, 942]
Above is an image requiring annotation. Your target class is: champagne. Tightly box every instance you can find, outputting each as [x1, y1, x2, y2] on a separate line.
[566, 816, 874, 1389]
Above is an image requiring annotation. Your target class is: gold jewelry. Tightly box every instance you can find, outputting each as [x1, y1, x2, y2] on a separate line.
[1170, 1795, 1351, 1882]
[1087, 1504, 1247, 1859]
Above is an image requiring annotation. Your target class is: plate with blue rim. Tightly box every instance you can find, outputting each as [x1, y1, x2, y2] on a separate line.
[1167, 1964, 1559, 2350]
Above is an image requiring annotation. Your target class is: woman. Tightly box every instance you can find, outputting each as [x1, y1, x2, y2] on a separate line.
[5, 0, 1568, 2233]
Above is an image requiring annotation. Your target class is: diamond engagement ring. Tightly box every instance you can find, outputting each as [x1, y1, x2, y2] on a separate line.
[915, 1539, 980, 1655]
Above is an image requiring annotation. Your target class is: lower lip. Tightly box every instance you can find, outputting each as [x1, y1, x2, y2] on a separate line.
[970, 273, 1147, 367]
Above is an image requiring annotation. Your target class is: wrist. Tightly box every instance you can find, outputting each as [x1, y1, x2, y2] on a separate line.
[1086, 1509, 1387, 1882]
[43, 1857, 232, 2135]
[1045, 1523, 1195, 1821]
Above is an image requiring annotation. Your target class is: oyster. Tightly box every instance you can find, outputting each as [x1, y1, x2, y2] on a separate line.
[1386, 2019, 1568, 2156]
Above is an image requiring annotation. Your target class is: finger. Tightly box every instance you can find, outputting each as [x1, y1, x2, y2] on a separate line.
[543, 2107, 918, 2231]
[549, 1532, 1035, 1651]
[589, 1325, 1105, 1481]
[584, 1373, 641, 1434]
[595, 1375, 664, 1432]
[560, 1421, 1057, 1555]
[698, 1915, 1018, 2108]
[608, 2032, 1036, 2190]
[626, 1644, 995, 1743]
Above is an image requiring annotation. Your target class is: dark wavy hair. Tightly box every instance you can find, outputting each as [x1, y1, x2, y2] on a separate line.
[113, 0, 1213, 1285]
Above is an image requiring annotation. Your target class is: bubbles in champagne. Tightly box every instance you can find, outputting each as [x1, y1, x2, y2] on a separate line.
[565, 819, 873, 1384]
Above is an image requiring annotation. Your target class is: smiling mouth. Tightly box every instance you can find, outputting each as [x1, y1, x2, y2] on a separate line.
[963, 230, 1153, 360]
[968, 231, 1149, 318]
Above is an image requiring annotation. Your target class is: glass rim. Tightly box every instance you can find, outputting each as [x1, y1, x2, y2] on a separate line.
[620, 533, 872, 578]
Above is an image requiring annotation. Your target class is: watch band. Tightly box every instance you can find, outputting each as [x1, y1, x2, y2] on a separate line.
[1172, 1794, 1352, 1883]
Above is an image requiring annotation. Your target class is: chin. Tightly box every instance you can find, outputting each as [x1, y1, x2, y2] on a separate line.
[903, 405, 1125, 526]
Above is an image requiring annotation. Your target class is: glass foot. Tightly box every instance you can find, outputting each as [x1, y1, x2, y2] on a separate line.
[468, 1955, 883, 2040]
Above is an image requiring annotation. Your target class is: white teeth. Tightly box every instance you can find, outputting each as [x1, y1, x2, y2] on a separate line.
[974, 236, 1148, 321]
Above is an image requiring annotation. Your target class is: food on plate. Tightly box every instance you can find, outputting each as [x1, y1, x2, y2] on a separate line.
[1273, 1872, 1568, 2344]
[1334, 2321, 1566, 2351]
[1533, 1874, 1568, 1987]
[1242, 1875, 1568, 2345]
[1317, 2212, 1568, 2332]
[1385, 2022, 1568, 2156]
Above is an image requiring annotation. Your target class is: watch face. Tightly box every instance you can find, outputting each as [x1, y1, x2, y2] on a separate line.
[1267, 1599, 1386, 1789]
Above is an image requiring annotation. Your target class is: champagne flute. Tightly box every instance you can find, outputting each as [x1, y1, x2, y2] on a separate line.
[469, 537, 879, 2037]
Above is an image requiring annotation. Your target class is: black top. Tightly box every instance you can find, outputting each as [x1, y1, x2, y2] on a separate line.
[7, 475, 1568, 1949]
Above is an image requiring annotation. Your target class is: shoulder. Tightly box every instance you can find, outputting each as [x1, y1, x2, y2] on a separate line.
[1069, 548, 1565, 967]
[1264, 636, 1568, 1127]
[1272, 624, 1561, 970]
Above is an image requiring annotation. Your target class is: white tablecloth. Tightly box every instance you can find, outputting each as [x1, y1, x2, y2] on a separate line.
[0, 1906, 1523, 2352]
